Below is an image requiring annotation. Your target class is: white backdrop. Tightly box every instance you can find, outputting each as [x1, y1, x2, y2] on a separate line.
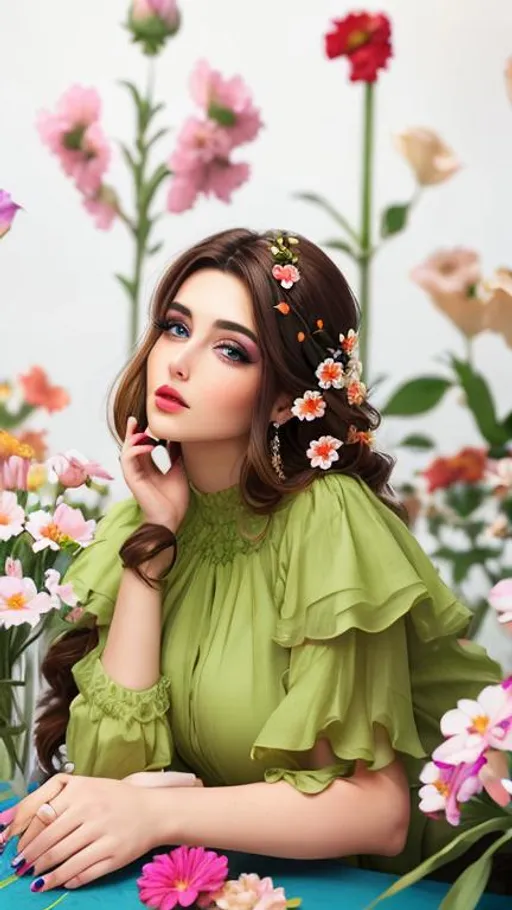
[2, 1, 512, 659]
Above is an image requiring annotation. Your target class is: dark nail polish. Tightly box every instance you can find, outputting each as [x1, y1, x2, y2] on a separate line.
[31, 878, 45, 893]
[0, 823, 5, 832]
[11, 854, 25, 869]
[15, 863, 34, 877]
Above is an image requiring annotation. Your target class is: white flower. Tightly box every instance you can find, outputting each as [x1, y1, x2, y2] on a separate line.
[306, 435, 343, 470]
[0, 575, 55, 629]
[0, 491, 25, 541]
[433, 683, 512, 765]
[44, 568, 78, 607]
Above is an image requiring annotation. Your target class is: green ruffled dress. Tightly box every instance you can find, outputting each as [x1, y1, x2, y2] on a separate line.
[62, 473, 502, 874]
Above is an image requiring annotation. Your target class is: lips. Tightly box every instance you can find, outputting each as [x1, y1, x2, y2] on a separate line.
[155, 385, 189, 408]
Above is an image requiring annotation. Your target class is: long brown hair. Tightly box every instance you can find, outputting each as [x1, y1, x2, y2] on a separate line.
[35, 228, 402, 773]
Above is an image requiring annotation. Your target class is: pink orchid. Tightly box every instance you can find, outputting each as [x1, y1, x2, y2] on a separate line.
[488, 579, 512, 625]
[433, 682, 512, 766]
[0, 190, 22, 239]
[5, 557, 22, 578]
[419, 759, 485, 826]
[44, 569, 78, 608]
[137, 846, 228, 910]
[37, 86, 111, 195]
[0, 576, 55, 629]
[0, 491, 25, 541]
[0, 455, 31, 491]
[46, 449, 113, 489]
[211, 874, 287, 910]
[189, 60, 263, 150]
[25, 502, 96, 553]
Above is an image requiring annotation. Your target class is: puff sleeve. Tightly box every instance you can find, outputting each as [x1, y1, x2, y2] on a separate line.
[62, 499, 174, 778]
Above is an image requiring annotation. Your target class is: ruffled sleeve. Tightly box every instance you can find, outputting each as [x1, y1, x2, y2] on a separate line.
[251, 474, 501, 793]
[62, 499, 174, 778]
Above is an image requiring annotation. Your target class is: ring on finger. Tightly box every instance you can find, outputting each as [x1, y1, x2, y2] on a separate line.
[36, 803, 58, 825]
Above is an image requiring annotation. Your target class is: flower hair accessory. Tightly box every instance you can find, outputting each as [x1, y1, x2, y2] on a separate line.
[269, 234, 372, 471]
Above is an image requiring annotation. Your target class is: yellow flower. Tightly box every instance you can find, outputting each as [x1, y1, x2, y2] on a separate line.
[394, 128, 461, 186]
[27, 463, 48, 491]
[0, 430, 35, 460]
[0, 382, 12, 402]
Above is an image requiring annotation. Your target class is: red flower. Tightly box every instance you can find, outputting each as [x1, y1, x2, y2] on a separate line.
[423, 447, 487, 493]
[18, 366, 70, 414]
[324, 12, 393, 83]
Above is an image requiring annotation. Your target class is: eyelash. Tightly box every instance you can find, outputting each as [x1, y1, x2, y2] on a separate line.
[154, 318, 251, 365]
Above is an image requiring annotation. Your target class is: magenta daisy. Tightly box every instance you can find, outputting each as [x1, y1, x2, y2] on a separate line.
[306, 435, 343, 470]
[137, 846, 229, 910]
[291, 390, 326, 422]
[315, 357, 345, 390]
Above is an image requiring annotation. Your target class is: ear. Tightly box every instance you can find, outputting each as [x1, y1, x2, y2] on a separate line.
[270, 392, 294, 426]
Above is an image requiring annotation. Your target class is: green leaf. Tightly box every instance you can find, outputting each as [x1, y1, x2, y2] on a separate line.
[398, 434, 435, 451]
[445, 485, 487, 518]
[366, 817, 512, 908]
[115, 274, 136, 300]
[294, 192, 361, 246]
[380, 202, 410, 238]
[439, 828, 512, 910]
[208, 101, 237, 127]
[119, 79, 144, 110]
[148, 241, 163, 256]
[451, 356, 510, 446]
[322, 238, 358, 260]
[146, 127, 170, 151]
[141, 163, 170, 211]
[0, 401, 35, 431]
[382, 377, 452, 416]
[119, 142, 137, 173]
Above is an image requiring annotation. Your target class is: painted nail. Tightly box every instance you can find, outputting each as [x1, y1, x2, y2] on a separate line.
[15, 862, 34, 877]
[31, 877, 45, 893]
[0, 823, 5, 832]
[11, 853, 25, 868]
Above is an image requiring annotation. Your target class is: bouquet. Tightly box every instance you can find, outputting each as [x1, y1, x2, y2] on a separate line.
[0, 430, 112, 781]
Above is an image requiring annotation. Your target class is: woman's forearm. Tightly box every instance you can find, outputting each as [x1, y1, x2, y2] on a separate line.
[101, 552, 171, 690]
[153, 763, 410, 860]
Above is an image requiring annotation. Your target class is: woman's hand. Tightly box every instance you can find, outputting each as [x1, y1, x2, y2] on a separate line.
[5, 773, 174, 892]
[121, 416, 189, 532]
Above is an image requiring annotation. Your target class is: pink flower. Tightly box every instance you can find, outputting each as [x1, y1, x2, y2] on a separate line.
[306, 435, 343, 470]
[137, 845, 228, 910]
[129, 0, 180, 54]
[419, 758, 485, 826]
[25, 503, 96, 553]
[485, 457, 512, 494]
[212, 874, 287, 910]
[132, 0, 179, 26]
[271, 264, 300, 290]
[5, 557, 22, 578]
[433, 683, 512, 766]
[488, 579, 512, 625]
[0, 190, 22, 239]
[44, 569, 78, 608]
[0, 576, 55, 629]
[37, 86, 111, 195]
[46, 449, 113, 489]
[82, 186, 118, 230]
[0, 455, 31, 491]
[0, 492, 25, 541]
[189, 60, 263, 150]
[291, 390, 326, 422]
[168, 119, 250, 212]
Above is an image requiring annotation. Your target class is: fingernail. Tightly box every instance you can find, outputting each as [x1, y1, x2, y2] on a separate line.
[15, 862, 34, 877]
[0, 823, 5, 832]
[31, 877, 45, 893]
[11, 853, 25, 868]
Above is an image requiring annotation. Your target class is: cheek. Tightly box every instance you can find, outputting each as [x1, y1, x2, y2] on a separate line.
[204, 368, 261, 425]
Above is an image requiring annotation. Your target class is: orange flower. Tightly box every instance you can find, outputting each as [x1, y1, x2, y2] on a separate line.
[19, 366, 70, 413]
[291, 390, 326, 422]
[274, 301, 290, 315]
[346, 379, 367, 406]
[423, 447, 487, 493]
[347, 426, 374, 446]
[297, 331, 305, 342]
[315, 357, 345, 390]
[16, 429, 48, 461]
[0, 430, 34, 460]
[339, 329, 358, 355]
[306, 435, 343, 469]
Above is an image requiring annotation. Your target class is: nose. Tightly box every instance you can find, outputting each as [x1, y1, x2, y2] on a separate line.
[168, 352, 189, 382]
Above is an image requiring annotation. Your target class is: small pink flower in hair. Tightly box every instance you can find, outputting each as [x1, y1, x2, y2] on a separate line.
[307, 435, 343, 470]
[291, 390, 326, 422]
[339, 329, 358, 355]
[272, 263, 300, 289]
[347, 379, 367, 406]
[315, 357, 345, 390]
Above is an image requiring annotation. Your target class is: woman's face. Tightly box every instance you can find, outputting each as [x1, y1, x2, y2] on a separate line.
[146, 269, 263, 446]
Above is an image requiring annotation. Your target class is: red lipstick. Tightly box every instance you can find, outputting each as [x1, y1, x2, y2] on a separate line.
[155, 385, 189, 413]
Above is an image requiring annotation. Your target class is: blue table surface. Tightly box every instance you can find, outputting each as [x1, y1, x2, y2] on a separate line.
[0, 784, 509, 910]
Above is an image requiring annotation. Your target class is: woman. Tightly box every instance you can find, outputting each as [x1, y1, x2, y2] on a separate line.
[4, 229, 506, 894]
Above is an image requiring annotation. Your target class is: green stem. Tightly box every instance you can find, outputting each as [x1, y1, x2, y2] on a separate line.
[359, 82, 375, 379]
[465, 336, 474, 367]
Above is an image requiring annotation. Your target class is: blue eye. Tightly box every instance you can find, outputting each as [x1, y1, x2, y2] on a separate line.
[217, 343, 249, 364]
[155, 318, 189, 338]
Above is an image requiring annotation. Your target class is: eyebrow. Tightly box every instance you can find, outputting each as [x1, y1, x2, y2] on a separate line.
[167, 301, 259, 345]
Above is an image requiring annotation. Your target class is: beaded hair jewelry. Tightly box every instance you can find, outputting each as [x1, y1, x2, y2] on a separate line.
[269, 233, 373, 474]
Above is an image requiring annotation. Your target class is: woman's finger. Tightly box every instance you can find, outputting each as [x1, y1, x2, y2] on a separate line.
[30, 842, 113, 893]
[27, 822, 94, 879]
[16, 789, 73, 855]
[8, 774, 70, 841]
